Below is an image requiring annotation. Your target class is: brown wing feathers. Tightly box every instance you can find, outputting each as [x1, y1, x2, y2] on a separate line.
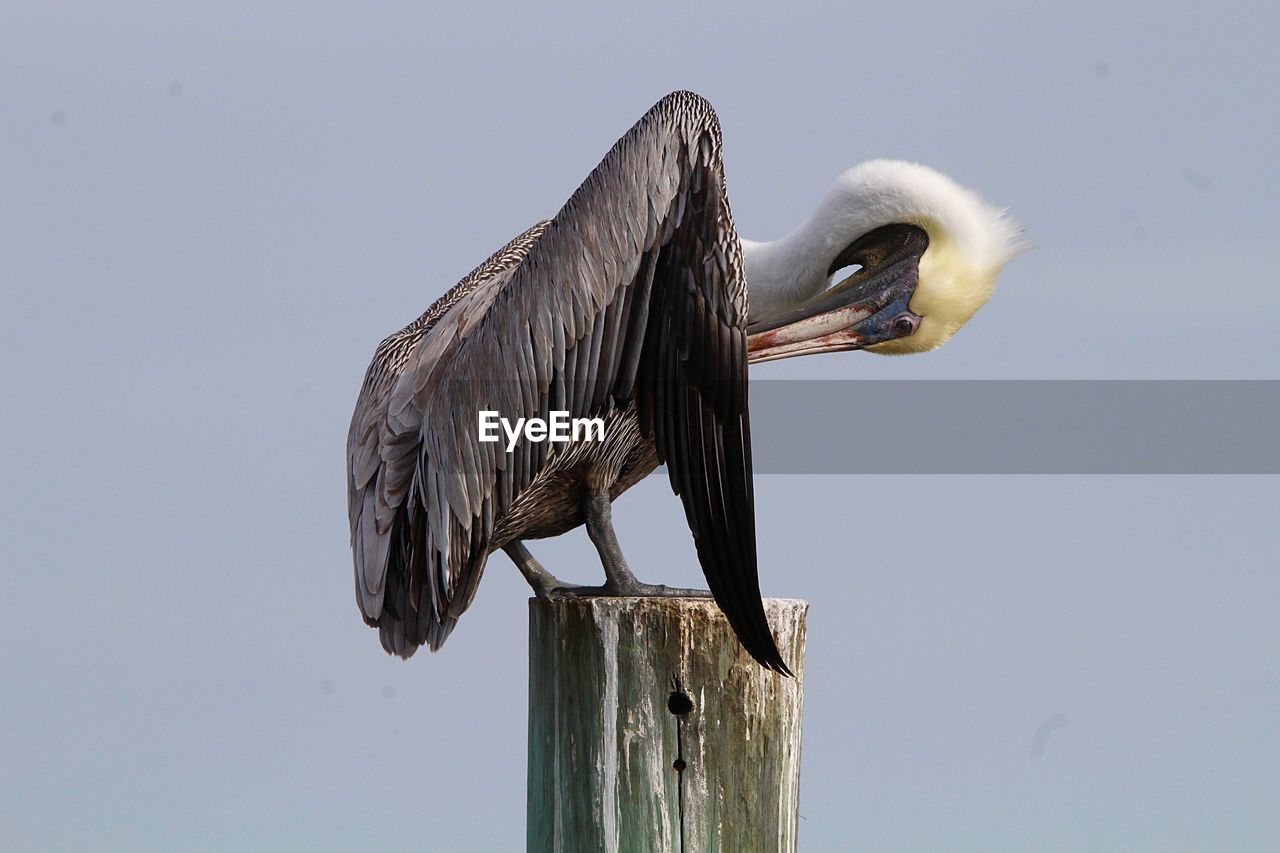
[635, 137, 790, 674]
[348, 92, 789, 672]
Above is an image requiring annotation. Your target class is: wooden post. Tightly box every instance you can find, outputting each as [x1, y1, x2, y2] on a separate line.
[527, 597, 807, 852]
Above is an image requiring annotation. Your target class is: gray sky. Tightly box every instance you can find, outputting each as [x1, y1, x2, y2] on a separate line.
[3, 2, 1278, 850]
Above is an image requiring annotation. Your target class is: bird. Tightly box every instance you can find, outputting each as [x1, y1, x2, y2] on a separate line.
[347, 91, 1020, 673]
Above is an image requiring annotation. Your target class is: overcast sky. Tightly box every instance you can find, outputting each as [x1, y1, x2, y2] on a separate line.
[3, 2, 1278, 850]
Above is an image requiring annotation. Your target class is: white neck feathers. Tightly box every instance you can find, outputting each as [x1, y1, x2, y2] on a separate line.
[742, 160, 1022, 326]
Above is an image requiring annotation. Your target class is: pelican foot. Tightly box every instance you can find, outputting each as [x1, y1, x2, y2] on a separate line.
[505, 541, 571, 600]
[549, 582, 713, 599]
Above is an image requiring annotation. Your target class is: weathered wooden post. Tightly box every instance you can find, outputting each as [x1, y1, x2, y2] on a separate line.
[528, 597, 807, 852]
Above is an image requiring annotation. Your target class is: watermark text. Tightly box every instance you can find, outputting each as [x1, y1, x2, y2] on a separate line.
[478, 410, 605, 452]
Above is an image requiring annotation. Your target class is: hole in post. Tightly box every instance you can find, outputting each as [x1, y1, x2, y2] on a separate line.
[667, 686, 693, 716]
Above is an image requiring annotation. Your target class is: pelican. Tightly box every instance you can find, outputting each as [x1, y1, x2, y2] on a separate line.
[348, 92, 1019, 673]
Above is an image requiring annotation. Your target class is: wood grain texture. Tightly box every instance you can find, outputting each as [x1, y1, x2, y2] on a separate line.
[528, 598, 807, 852]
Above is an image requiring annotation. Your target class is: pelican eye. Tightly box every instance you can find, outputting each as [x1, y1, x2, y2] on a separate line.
[892, 314, 919, 336]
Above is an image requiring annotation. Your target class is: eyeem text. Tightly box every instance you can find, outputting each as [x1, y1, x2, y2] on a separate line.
[478, 410, 606, 452]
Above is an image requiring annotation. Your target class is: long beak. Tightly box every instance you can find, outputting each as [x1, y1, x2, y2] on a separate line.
[746, 248, 922, 364]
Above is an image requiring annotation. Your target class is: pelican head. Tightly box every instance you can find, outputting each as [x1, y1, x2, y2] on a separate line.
[744, 160, 1022, 363]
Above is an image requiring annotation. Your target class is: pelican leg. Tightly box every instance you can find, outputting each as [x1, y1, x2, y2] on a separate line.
[559, 485, 712, 598]
[503, 541, 568, 600]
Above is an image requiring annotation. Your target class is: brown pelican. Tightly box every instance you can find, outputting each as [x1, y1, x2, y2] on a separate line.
[347, 92, 1019, 673]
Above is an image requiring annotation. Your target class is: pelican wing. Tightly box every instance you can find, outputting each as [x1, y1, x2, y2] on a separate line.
[347, 223, 550, 653]
[349, 91, 788, 672]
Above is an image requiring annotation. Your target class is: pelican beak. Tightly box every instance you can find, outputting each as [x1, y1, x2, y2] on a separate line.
[745, 223, 928, 364]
